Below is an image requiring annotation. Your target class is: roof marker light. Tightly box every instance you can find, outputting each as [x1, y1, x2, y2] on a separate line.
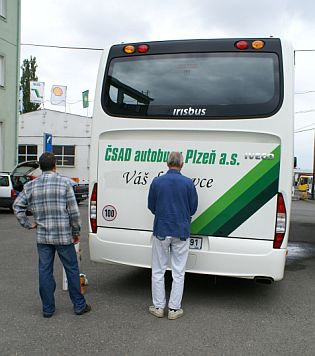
[137, 44, 150, 53]
[252, 40, 265, 49]
[235, 40, 249, 50]
[123, 45, 136, 54]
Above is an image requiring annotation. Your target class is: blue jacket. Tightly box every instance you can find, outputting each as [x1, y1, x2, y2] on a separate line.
[148, 169, 198, 239]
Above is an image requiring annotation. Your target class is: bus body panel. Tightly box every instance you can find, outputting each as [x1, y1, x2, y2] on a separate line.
[89, 229, 286, 281]
[89, 38, 294, 281]
[97, 129, 280, 240]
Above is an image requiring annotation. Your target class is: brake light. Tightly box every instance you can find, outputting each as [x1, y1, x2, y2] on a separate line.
[274, 193, 286, 248]
[11, 189, 17, 199]
[90, 183, 97, 233]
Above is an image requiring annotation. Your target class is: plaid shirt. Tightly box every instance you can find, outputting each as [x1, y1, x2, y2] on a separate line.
[13, 172, 81, 245]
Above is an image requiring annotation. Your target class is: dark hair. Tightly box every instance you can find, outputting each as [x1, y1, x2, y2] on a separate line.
[39, 152, 57, 171]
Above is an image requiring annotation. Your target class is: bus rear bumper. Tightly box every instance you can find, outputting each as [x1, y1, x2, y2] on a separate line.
[89, 229, 287, 281]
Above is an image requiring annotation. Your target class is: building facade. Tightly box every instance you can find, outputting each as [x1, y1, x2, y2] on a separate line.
[19, 109, 92, 182]
[0, 0, 21, 171]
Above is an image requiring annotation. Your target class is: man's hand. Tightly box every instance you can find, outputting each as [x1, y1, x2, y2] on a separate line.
[31, 223, 37, 229]
[73, 235, 80, 244]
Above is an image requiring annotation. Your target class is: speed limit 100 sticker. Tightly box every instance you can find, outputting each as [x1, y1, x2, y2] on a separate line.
[102, 205, 117, 221]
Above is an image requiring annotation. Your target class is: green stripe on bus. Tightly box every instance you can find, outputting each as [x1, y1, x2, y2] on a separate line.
[212, 177, 279, 236]
[195, 165, 279, 235]
[193, 162, 279, 235]
[190, 145, 280, 235]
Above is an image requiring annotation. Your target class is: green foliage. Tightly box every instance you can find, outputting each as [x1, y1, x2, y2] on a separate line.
[20, 56, 40, 113]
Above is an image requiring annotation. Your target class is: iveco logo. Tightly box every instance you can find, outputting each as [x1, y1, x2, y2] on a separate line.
[245, 153, 275, 160]
[173, 107, 206, 116]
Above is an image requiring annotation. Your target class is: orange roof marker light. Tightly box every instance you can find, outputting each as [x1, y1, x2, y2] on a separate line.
[123, 45, 136, 54]
[252, 40, 265, 50]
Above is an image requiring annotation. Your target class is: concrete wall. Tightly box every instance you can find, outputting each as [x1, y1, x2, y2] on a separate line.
[0, 0, 20, 171]
[19, 109, 92, 182]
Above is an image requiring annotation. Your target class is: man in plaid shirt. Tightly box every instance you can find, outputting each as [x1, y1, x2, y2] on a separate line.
[14, 152, 91, 318]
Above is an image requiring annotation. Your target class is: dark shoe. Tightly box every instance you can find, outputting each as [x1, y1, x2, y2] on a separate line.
[75, 304, 91, 315]
[43, 312, 54, 318]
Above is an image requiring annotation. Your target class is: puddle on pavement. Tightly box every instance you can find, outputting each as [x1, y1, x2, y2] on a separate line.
[286, 242, 315, 271]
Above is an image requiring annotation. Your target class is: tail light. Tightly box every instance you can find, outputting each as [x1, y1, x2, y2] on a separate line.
[11, 189, 17, 199]
[273, 193, 286, 248]
[90, 183, 97, 233]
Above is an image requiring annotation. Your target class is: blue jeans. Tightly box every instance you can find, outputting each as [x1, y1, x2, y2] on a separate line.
[37, 243, 86, 314]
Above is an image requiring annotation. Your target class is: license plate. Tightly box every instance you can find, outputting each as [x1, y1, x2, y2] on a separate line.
[82, 194, 87, 198]
[189, 237, 202, 250]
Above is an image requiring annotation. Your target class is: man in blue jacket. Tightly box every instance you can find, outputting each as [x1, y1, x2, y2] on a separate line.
[148, 151, 198, 320]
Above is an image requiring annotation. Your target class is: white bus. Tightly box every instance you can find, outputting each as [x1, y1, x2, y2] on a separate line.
[89, 38, 294, 283]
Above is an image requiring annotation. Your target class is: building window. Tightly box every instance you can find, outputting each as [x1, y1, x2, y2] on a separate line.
[53, 145, 75, 167]
[0, 0, 7, 19]
[0, 56, 4, 87]
[18, 145, 38, 163]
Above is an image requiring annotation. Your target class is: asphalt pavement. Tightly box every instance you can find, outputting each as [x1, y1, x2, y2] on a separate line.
[289, 197, 315, 241]
[0, 199, 315, 356]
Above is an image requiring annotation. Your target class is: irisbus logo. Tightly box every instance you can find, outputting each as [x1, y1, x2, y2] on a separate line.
[173, 107, 206, 116]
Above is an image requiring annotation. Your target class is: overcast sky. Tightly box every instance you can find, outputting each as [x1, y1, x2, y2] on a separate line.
[21, 0, 315, 169]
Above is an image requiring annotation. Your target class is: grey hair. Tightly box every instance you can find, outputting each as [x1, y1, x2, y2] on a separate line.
[167, 151, 184, 168]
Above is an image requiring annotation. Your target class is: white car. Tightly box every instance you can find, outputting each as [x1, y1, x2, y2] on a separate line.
[0, 161, 40, 212]
[0, 172, 17, 211]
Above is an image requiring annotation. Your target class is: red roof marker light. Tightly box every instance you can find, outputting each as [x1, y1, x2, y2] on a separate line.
[137, 44, 150, 53]
[235, 40, 249, 50]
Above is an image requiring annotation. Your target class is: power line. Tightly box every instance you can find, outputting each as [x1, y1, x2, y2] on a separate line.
[20, 44, 315, 53]
[42, 99, 90, 105]
[295, 122, 315, 131]
[295, 109, 315, 114]
[295, 90, 315, 95]
[19, 43, 315, 117]
[295, 49, 315, 52]
[295, 127, 315, 133]
[21, 43, 103, 51]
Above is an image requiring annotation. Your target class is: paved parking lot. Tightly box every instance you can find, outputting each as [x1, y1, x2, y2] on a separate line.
[1, 200, 315, 356]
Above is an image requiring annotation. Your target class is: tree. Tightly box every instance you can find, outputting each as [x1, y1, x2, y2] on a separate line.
[20, 56, 40, 113]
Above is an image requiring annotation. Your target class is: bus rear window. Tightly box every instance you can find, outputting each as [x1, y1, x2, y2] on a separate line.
[103, 52, 282, 119]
